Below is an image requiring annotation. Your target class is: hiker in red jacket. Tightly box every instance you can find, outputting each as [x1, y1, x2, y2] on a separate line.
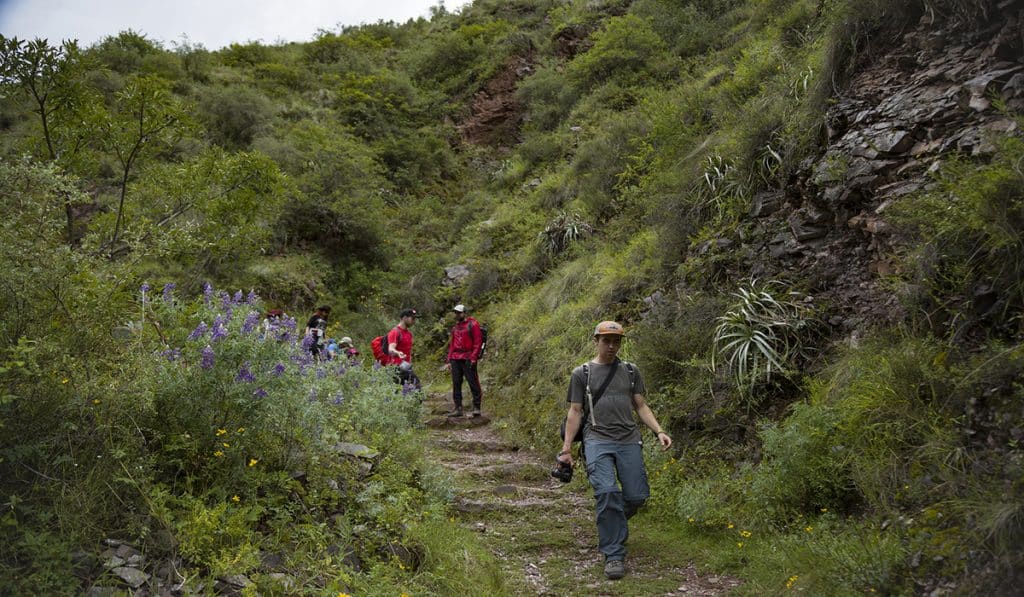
[442, 304, 483, 418]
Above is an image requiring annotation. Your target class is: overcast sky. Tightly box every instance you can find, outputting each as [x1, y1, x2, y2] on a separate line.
[0, 0, 469, 50]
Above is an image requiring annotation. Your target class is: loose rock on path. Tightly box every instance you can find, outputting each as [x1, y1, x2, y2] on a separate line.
[424, 392, 740, 596]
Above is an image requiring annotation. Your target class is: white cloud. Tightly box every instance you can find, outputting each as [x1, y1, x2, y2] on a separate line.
[0, 0, 468, 50]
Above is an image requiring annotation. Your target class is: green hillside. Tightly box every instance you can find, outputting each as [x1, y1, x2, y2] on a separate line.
[2, 0, 1022, 593]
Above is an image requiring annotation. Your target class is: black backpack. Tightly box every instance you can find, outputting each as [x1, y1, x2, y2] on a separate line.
[559, 359, 636, 458]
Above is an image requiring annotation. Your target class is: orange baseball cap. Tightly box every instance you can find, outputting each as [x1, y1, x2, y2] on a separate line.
[593, 320, 625, 337]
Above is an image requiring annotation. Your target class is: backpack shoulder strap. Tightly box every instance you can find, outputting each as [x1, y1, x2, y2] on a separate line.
[622, 361, 636, 393]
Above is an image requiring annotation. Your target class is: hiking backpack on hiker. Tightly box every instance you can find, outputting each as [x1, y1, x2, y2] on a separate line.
[559, 359, 636, 460]
[370, 328, 396, 365]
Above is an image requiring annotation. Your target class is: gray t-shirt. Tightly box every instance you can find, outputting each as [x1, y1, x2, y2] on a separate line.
[566, 360, 647, 443]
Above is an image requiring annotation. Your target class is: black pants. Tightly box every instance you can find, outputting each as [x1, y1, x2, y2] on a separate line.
[450, 359, 482, 409]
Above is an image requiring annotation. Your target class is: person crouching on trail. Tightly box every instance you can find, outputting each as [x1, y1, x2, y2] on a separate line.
[442, 304, 483, 418]
[556, 320, 672, 581]
[387, 308, 419, 388]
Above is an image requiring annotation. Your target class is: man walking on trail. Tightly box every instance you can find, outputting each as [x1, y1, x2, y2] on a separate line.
[387, 308, 419, 388]
[304, 305, 331, 360]
[442, 304, 483, 418]
[556, 320, 672, 580]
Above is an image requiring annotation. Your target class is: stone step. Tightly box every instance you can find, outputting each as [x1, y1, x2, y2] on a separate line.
[438, 461, 550, 483]
[430, 438, 519, 453]
[425, 414, 491, 429]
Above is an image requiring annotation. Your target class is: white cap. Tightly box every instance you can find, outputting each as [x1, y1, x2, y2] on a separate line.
[453, 304, 466, 313]
[339, 337, 353, 346]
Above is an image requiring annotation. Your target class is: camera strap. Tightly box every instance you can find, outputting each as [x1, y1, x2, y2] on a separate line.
[584, 358, 620, 428]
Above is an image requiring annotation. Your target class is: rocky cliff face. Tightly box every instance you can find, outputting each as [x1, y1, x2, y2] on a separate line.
[741, 1, 1023, 335]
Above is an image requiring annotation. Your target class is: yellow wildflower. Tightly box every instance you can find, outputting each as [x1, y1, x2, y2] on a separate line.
[216, 428, 227, 436]
[222, 442, 230, 448]
[237, 427, 245, 433]
[740, 530, 752, 538]
[805, 526, 813, 532]
[727, 523, 734, 529]
[820, 507, 828, 512]
[62, 378, 69, 384]
[92, 399, 100, 405]
[214, 450, 224, 457]
[231, 495, 240, 502]
[786, 575, 799, 589]
[248, 458, 259, 467]
[736, 542, 744, 548]
[688, 517, 695, 523]
[338, 593, 352, 597]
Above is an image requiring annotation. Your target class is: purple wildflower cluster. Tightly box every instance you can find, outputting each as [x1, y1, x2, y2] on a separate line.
[210, 316, 228, 343]
[240, 311, 260, 335]
[140, 282, 151, 294]
[331, 393, 344, 405]
[161, 348, 181, 362]
[253, 387, 268, 399]
[162, 282, 176, 303]
[200, 346, 215, 370]
[202, 282, 213, 306]
[246, 290, 258, 304]
[272, 363, 286, 376]
[187, 321, 209, 341]
[235, 362, 256, 383]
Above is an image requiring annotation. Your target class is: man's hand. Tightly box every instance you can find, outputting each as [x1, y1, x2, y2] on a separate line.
[557, 450, 573, 467]
[657, 431, 672, 450]
[441, 363, 451, 372]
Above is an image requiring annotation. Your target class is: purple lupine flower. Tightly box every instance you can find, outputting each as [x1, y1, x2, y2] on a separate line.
[162, 282, 176, 303]
[336, 364, 347, 376]
[235, 362, 256, 383]
[233, 290, 244, 304]
[372, 361, 382, 371]
[401, 382, 416, 396]
[161, 348, 181, 362]
[272, 363, 286, 376]
[210, 319, 228, 343]
[200, 345, 215, 370]
[241, 311, 260, 335]
[219, 291, 231, 309]
[300, 333, 315, 351]
[140, 282, 151, 294]
[281, 315, 297, 331]
[187, 321, 209, 341]
[224, 305, 234, 321]
[246, 289, 258, 304]
[253, 387, 268, 399]
[202, 282, 213, 306]
[316, 368, 327, 379]
[331, 393, 344, 405]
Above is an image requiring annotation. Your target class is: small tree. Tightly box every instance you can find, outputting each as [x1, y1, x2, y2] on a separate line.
[94, 75, 192, 247]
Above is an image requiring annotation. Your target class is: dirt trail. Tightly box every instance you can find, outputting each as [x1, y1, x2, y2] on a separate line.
[423, 392, 740, 596]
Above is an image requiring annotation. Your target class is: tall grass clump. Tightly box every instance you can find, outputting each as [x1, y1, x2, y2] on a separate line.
[890, 132, 1024, 339]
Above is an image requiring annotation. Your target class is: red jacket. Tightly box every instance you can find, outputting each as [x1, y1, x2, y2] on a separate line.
[447, 317, 482, 361]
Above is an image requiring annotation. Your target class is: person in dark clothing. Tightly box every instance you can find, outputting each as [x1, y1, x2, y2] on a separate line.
[442, 304, 483, 418]
[304, 305, 331, 360]
[556, 320, 672, 581]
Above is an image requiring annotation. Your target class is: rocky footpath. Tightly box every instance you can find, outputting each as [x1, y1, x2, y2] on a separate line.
[425, 392, 740, 595]
[722, 1, 1024, 333]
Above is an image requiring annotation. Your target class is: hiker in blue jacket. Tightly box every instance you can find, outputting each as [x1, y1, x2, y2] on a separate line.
[556, 320, 672, 580]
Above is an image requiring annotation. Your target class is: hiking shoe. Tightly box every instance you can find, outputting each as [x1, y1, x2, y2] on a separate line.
[604, 559, 625, 580]
[446, 409, 463, 418]
[471, 408, 481, 418]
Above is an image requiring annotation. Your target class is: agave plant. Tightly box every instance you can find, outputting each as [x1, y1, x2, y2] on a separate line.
[712, 281, 814, 394]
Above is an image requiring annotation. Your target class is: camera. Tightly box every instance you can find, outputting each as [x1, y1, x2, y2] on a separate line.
[550, 459, 573, 483]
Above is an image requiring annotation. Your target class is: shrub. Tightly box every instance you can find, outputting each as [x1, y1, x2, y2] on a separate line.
[566, 14, 676, 93]
[197, 85, 276, 149]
